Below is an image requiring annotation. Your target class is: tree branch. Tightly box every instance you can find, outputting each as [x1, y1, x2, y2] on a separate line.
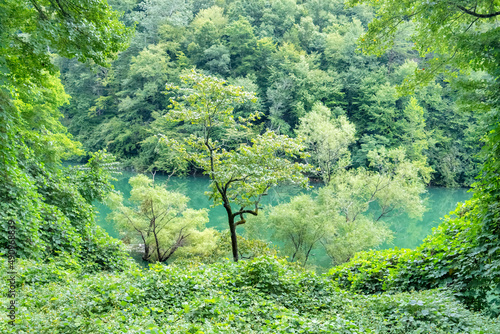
[456, 5, 500, 18]
[161, 227, 190, 262]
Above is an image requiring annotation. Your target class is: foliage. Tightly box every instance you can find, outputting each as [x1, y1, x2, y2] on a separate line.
[0, 0, 131, 90]
[349, 0, 500, 85]
[333, 0, 500, 317]
[296, 102, 356, 183]
[0, 255, 498, 333]
[56, 0, 481, 187]
[330, 199, 500, 316]
[106, 174, 216, 263]
[73, 150, 121, 203]
[161, 70, 310, 261]
[0, 149, 130, 271]
[1, 0, 496, 329]
[320, 148, 426, 262]
[246, 194, 332, 266]
[320, 214, 394, 266]
[246, 146, 427, 266]
[0, 0, 132, 271]
[201, 230, 280, 263]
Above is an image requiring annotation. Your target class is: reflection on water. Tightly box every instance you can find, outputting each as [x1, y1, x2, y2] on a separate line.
[380, 187, 471, 249]
[93, 170, 472, 266]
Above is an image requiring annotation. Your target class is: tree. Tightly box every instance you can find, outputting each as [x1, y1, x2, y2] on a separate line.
[397, 97, 432, 181]
[297, 102, 356, 183]
[225, 17, 258, 76]
[318, 147, 426, 264]
[319, 148, 425, 264]
[260, 0, 298, 40]
[192, 5, 228, 32]
[246, 147, 425, 267]
[0, 0, 131, 268]
[348, 0, 500, 194]
[0, 0, 131, 89]
[321, 214, 393, 265]
[161, 70, 310, 261]
[106, 174, 215, 263]
[358, 78, 399, 142]
[348, 0, 500, 312]
[133, 0, 193, 44]
[246, 194, 332, 266]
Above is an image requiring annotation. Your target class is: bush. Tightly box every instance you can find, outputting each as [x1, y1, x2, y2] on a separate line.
[0, 255, 497, 333]
[329, 200, 500, 316]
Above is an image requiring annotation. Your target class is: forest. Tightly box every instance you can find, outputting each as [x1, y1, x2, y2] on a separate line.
[1, 0, 499, 333]
[59, 0, 482, 188]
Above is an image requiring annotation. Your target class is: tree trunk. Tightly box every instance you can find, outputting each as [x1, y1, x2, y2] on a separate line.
[143, 244, 150, 261]
[229, 219, 239, 262]
[224, 203, 239, 262]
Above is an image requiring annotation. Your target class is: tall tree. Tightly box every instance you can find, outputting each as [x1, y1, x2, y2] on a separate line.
[161, 70, 310, 261]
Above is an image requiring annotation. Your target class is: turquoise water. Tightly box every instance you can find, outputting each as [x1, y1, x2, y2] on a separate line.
[93, 170, 472, 264]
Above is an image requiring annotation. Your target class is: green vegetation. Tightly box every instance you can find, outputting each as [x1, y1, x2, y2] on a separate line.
[0, 0, 132, 272]
[246, 146, 426, 267]
[1, 0, 499, 332]
[1, 255, 499, 333]
[330, 198, 500, 316]
[161, 70, 310, 261]
[106, 174, 216, 263]
[297, 102, 356, 183]
[57, 0, 483, 188]
[328, 0, 500, 318]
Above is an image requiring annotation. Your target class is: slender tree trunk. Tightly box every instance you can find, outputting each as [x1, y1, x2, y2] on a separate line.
[143, 244, 150, 261]
[224, 203, 239, 262]
[229, 219, 239, 262]
[154, 231, 162, 263]
[304, 244, 314, 266]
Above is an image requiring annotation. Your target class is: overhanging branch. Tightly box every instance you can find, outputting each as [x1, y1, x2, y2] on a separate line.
[457, 5, 500, 18]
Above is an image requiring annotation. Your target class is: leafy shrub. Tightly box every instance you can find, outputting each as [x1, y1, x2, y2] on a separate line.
[355, 290, 494, 333]
[330, 247, 417, 294]
[79, 225, 133, 273]
[0, 255, 497, 333]
[329, 199, 500, 316]
[1, 150, 132, 273]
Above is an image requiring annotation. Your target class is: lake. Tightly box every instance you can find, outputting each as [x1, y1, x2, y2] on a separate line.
[93, 170, 472, 266]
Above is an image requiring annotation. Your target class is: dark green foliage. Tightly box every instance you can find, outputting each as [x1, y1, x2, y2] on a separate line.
[56, 0, 482, 186]
[73, 150, 120, 204]
[0, 0, 133, 271]
[0, 150, 130, 272]
[1, 0, 496, 330]
[1, 255, 497, 333]
[328, 0, 500, 318]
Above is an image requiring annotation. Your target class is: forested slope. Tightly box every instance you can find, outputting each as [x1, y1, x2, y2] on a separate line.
[59, 0, 482, 187]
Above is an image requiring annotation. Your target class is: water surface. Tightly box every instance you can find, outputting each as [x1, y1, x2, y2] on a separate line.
[93, 171, 472, 265]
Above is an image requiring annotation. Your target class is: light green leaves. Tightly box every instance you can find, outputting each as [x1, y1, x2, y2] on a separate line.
[106, 174, 216, 263]
[297, 102, 356, 183]
[160, 70, 311, 260]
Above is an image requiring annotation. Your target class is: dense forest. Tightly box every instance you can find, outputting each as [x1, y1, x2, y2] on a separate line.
[1, 0, 500, 333]
[58, 0, 482, 187]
